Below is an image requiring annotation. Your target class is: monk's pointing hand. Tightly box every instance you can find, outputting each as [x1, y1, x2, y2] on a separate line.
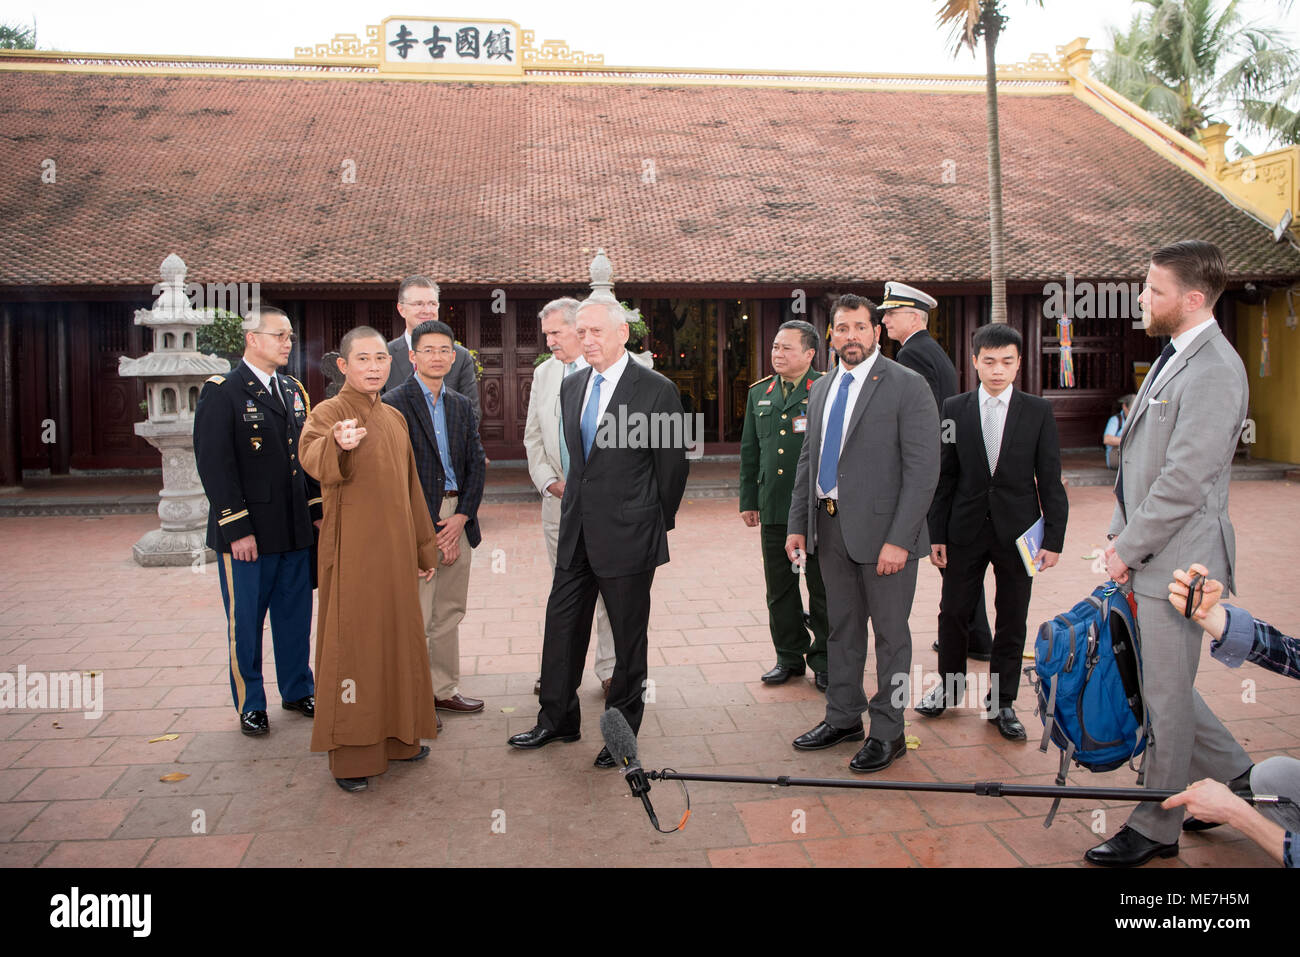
[333, 418, 367, 450]
[419, 567, 436, 582]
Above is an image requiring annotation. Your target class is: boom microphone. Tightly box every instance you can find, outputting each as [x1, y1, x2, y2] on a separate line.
[599, 708, 659, 830]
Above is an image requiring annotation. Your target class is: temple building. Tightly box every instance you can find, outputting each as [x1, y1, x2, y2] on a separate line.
[2, 15, 1298, 477]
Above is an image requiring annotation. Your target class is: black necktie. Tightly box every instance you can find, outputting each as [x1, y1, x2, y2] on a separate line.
[1115, 341, 1175, 509]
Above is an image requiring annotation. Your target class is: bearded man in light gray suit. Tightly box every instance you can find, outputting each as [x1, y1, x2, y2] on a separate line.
[786, 294, 939, 773]
[1090, 239, 1254, 867]
[522, 297, 616, 697]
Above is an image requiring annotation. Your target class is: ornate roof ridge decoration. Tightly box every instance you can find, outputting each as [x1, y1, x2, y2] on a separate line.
[997, 49, 1065, 77]
[519, 29, 605, 68]
[294, 25, 383, 61]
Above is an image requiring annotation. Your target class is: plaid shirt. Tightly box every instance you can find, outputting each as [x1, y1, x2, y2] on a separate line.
[1215, 605, 1300, 680]
[1215, 605, 1299, 866]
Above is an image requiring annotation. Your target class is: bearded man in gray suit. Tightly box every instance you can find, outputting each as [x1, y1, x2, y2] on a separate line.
[786, 294, 939, 773]
[1089, 239, 1254, 867]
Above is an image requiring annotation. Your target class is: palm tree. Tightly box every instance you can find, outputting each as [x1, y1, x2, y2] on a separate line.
[1095, 0, 1300, 152]
[936, 1, 1043, 324]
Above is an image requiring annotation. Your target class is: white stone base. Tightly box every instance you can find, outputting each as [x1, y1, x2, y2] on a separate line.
[132, 528, 216, 568]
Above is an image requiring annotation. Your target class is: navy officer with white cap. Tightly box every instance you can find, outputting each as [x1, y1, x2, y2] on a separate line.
[878, 281, 994, 664]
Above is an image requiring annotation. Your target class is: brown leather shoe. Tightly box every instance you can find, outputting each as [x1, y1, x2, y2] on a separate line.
[601, 678, 612, 700]
[435, 693, 484, 714]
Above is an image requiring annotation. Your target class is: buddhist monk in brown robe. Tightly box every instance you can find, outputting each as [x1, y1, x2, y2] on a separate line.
[300, 325, 440, 792]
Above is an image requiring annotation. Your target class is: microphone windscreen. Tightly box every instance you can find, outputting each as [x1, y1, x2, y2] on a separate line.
[599, 707, 639, 768]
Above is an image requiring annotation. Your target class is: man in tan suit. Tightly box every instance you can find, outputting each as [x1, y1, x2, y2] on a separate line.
[523, 298, 616, 698]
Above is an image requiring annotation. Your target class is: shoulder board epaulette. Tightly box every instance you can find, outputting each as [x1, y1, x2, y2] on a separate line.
[205, 375, 225, 385]
[287, 375, 311, 414]
[748, 374, 774, 389]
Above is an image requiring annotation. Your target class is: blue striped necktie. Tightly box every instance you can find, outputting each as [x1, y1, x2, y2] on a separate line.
[581, 373, 604, 461]
[818, 371, 854, 496]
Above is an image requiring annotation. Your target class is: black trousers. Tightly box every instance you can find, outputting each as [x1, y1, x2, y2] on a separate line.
[938, 566, 994, 655]
[537, 531, 654, 734]
[937, 514, 1033, 707]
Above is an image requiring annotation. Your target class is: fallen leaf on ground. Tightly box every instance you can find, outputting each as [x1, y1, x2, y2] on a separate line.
[159, 772, 190, 782]
[905, 735, 921, 750]
[500, 706, 516, 713]
[148, 733, 180, 743]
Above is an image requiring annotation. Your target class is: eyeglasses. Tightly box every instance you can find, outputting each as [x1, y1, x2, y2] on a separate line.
[400, 300, 439, 310]
[414, 347, 455, 357]
[253, 331, 295, 343]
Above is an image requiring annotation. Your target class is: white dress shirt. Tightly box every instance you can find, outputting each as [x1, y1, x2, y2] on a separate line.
[978, 382, 1013, 470]
[581, 349, 631, 423]
[1147, 316, 1217, 394]
[816, 347, 881, 498]
[247, 362, 282, 406]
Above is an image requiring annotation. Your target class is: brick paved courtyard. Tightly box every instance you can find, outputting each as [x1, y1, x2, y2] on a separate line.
[1, 480, 1298, 868]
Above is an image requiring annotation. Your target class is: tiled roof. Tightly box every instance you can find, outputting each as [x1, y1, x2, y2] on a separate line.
[2, 72, 1297, 287]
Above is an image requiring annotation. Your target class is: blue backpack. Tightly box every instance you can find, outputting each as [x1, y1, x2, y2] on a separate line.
[1025, 581, 1150, 827]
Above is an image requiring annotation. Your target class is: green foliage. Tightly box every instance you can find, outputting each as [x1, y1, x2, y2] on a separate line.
[0, 21, 36, 49]
[197, 309, 245, 358]
[1095, 0, 1300, 148]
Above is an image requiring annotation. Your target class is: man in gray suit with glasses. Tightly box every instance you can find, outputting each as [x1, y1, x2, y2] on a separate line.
[786, 294, 940, 773]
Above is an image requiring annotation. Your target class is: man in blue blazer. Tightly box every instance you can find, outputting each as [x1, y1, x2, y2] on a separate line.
[382, 319, 487, 717]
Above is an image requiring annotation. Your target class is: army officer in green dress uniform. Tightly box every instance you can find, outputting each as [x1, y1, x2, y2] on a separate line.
[739, 320, 831, 691]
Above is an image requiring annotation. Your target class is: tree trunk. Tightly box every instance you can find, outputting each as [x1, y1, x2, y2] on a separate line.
[983, 5, 1008, 324]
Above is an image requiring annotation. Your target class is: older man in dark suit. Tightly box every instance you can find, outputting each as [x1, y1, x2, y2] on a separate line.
[786, 294, 940, 773]
[383, 275, 480, 424]
[383, 318, 487, 717]
[880, 280, 994, 663]
[508, 299, 689, 768]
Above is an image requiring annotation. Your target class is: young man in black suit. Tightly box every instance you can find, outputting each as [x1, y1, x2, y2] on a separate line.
[382, 319, 487, 718]
[508, 299, 689, 768]
[918, 323, 1069, 740]
[880, 280, 993, 663]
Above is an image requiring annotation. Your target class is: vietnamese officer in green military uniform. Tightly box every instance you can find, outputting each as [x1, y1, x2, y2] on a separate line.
[740, 319, 831, 690]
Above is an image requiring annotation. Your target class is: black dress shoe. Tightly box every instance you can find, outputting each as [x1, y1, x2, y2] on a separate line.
[281, 695, 314, 717]
[761, 664, 806, 685]
[849, 735, 907, 773]
[1085, 825, 1178, 866]
[335, 776, 368, 792]
[792, 721, 864, 751]
[930, 639, 991, 662]
[594, 746, 616, 769]
[239, 710, 269, 736]
[914, 685, 951, 718]
[814, 671, 828, 692]
[992, 707, 1026, 741]
[507, 725, 580, 749]
[398, 745, 430, 762]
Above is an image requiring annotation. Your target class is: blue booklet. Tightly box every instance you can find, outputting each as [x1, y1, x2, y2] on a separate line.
[1015, 516, 1045, 577]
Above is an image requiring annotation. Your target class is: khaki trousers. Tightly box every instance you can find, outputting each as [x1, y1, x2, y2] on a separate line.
[418, 495, 472, 699]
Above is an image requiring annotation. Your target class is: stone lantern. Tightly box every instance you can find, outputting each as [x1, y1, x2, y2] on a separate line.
[585, 247, 653, 369]
[118, 254, 230, 566]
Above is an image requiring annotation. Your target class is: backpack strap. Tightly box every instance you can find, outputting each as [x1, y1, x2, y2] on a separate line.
[1043, 742, 1074, 829]
[1037, 672, 1059, 754]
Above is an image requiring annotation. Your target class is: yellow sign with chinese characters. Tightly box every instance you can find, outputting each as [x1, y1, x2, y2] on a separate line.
[379, 16, 522, 75]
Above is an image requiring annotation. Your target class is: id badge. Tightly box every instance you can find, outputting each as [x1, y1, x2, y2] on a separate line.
[792, 414, 808, 434]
